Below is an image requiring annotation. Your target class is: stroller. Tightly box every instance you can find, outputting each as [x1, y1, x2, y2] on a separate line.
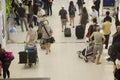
[77, 42, 94, 62]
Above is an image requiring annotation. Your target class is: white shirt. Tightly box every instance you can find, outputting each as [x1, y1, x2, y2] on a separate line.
[37, 9, 45, 23]
[116, 59, 120, 65]
[91, 10, 99, 23]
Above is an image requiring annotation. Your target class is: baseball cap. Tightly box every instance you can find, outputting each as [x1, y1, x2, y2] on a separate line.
[62, 5, 65, 8]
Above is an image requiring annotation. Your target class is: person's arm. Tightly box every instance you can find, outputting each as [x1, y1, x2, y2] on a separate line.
[35, 31, 38, 42]
[90, 33, 94, 41]
[50, 27, 53, 37]
[66, 11, 68, 22]
[59, 10, 61, 16]
[102, 35, 106, 44]
[80, 14, 82, 24]
[26, 32, 29, 43]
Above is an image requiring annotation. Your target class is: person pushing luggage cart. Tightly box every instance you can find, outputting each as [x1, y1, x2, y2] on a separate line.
[18, 24, 38, 67]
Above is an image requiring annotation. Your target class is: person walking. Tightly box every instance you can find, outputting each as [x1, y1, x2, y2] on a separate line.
[59, 5, 68, 32]
[90, 26, 105, 64]
[33, 1, 38, 26]
[47, 0, 53, 16]
[93, 0, 100, 16]
[42, 0, 49, 16]
[68, 1, 76, 28]
[103, 11, 112, 22]
[76, 0, 84, 14]
[42, 21, 53, 55]
[80, 7, 88, 33]
[18, 3, 28, 32]
[90, 6, 99, 23]
[0, 44, 12, 79]
[28, 0, 33, 24]
[102, 18, 112, 49]
[86, 18, 98, 39]
[106, 25, 120, 62]
[115, 7, 120, 29]
[37, 5, 46, 27]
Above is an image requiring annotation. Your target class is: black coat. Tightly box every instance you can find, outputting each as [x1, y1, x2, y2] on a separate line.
[94, 0, 100, 11]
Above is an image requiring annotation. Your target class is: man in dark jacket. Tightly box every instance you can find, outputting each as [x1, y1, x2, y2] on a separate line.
[33, 2, 38, 26]
[107, 26, 120, 62]
[94, 0, 100, 16]
[17, 3, 28, 32]
[103, 11, 112, 22]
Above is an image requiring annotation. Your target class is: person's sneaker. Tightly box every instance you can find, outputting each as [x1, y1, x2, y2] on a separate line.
[106, 57, 112, 62]
[46, 53, 48, 55]
[96, 62, 101, 65]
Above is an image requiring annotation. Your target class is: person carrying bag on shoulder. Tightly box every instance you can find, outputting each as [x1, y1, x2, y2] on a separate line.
[42, 20, 54, 55]
[0, 44, 14, 79]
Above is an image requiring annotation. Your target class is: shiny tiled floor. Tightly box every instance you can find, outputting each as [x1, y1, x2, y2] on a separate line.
[0, 0, 116, 80]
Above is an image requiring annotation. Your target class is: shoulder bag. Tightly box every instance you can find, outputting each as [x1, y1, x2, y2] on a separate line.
[43, 26, 55, 43]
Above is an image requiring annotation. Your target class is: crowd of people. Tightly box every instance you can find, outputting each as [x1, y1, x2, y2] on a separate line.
[0, 0, 120, 80]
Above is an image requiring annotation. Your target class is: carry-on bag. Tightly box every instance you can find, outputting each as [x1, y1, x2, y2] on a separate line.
[75, 25, 85, 39]
[64, 28, 71, 37]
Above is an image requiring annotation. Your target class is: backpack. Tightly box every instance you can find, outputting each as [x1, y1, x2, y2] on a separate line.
[92, 24, 98, 32]
[4, 52, 14, 62]
[70, 6, 75, 15]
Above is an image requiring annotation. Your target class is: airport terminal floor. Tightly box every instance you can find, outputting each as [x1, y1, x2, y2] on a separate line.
[0, 0, 117, 80]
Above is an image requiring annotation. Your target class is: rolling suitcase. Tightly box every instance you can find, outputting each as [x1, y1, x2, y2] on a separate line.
[28, 51, 37, 64]
[18, 51, 27, 63]
[75, 25, 85, 39]
[64, 28, 71, 37]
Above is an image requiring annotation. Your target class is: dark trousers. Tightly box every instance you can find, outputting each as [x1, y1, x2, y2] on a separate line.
[20, 17, 28, 32]
[3, 64, 10, 79]
[14, 14, 20, 25]
[28, 14, 33, 24]
[33, 16, 37, 26]
[47, 3, 52, 16]
[104, 34, 110, 49]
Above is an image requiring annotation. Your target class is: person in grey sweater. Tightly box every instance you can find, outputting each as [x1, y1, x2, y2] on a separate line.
[42, 20, 53, 55]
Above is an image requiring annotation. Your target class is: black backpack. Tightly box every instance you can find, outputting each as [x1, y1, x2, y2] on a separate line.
[92, 24, 98, 32]
[70, 7, 75, 15]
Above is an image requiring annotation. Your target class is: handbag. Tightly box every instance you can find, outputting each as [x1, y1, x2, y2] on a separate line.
[43, 25, 55, 44]
[49, 37, 55, 43]
[4, 52, 14, 62]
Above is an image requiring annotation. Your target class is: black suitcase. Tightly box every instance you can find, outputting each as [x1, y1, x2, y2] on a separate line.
[18, 51, 27, 63]
[28, 51, 37, 63]
[64, 28, 71, 37]
[75, 25, 85, 39]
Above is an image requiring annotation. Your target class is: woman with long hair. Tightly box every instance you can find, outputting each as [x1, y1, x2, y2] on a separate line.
[80, 7, 88, 34]
[68, 1, 76, 28]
